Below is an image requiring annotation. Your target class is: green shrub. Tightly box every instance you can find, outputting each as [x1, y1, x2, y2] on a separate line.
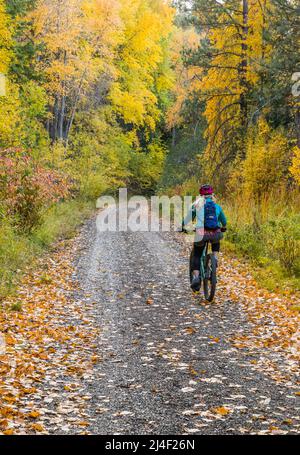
[222, 196, 300, 291]
[261, 216, 300, 272]
[129, 140, 166, 192]
[226, 222, 263, 260]
[33, 199, 94, 247]
[0, 220, 33, 299]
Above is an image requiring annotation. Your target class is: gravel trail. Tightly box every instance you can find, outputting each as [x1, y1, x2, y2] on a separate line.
[74, 212, 300, 435]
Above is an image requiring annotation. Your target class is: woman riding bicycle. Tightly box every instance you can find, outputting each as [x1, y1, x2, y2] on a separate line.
[182, 184, 227, 291]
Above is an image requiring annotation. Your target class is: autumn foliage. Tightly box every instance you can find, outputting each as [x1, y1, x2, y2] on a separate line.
[0, 149, 70, 232]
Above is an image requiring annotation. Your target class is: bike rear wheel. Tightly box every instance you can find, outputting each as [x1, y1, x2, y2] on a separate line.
[203, 253, 217, 301]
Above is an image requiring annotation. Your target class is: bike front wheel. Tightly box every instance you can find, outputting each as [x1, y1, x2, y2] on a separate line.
[203, 254, 217, 301]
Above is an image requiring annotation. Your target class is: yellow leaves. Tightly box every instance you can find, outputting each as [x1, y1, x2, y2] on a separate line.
[186, 1, 276, 173]
[0, 236, 98, 435]
[5, 334, 16, 346]
[30, 423, 45, 433]
[3, 429, 14, 435]
[110, 0, 175, 132]
[268, 425, 280, 433]
[82, 0, 121, 48]
[38, 274, 53, 285]
[185, 327, 196, 335]
[23, 0, 174, 144]
[209, 336, 220, 343]
[35, 352, 48, 361]
[214, 252, 300, 384]
[0, 407, 18, 418]
[188, 366, 198, 376]
[0, 80, 23, 147]
[0, 0, 12, 73]
[166, 27, 200, 130]
[90, 355, 101, 364]
[21, 387, 37, 395]
[28, 0, 120, 103]
[211, 406, 231, 416]
[242, 119, 289, 197]
[64, 385, 73, 392]
[27, 411, 40, 419]
[77, 421, 89, 427]
[110, 83, 159, 131]
[289, 146, 300, 186]
[3, 395, 17, 404]
[247, 0, 272, 83]
[0, 419, 9, 430]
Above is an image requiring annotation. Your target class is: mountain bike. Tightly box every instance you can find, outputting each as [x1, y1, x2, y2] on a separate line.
[189, 240, 217, 302]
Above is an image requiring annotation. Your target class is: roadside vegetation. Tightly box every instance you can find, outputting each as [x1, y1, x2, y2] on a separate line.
[0, 198, 94, 299]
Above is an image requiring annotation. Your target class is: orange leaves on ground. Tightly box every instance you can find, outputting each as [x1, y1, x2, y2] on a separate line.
[215, 258, 300, 383]
[77, 421, 90, 427]
[27, 411, 40, 419]
[3, 429, 14, 435]
[185, 327, 196, 335]
[209, 336, 220, 343]
[0, 236, 98, 435]
[188, 366, 199, 376]
[211, 406, 231, 416]
[30, 423, 45, 433]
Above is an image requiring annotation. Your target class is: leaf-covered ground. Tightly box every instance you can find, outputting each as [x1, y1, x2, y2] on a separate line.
[0, 213, 299, 434]
[0, 237, 99, 434]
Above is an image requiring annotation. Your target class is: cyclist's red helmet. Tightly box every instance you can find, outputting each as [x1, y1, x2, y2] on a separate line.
[199, 184, 213, 195]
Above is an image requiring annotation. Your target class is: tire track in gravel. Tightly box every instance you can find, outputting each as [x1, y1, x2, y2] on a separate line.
[74, 212, 300, 435]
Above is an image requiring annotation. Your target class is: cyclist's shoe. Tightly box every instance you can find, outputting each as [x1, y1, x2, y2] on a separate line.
[191, 275, 200, 292]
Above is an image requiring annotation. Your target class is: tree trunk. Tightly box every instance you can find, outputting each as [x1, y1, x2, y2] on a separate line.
[65, 69, 87, 147]
[172, 127, 176, 147]
[59, 51, 67, 141]
[59, 94, 66, 140]
[50, 97, 60, 143]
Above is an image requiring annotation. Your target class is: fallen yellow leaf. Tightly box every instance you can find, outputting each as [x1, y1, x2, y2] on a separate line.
[31, 423, 45, 432]
[185, 327, 196, 335]
[28, 411, 40, 419]
[211, 406, 231, 416]
[77, 421, 89, 427]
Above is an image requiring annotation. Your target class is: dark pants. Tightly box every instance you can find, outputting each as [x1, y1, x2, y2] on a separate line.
[192, 231, 223, 272]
